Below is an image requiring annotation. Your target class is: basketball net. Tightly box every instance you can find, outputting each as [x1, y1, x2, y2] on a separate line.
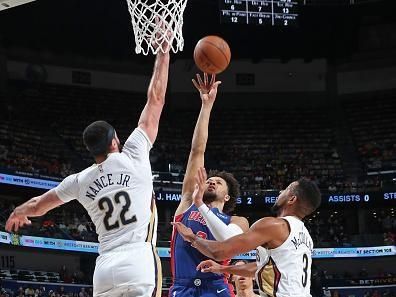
[126, 0, 188, 55]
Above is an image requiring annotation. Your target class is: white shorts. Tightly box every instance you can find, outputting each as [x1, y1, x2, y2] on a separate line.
[93, 242, 162, 297]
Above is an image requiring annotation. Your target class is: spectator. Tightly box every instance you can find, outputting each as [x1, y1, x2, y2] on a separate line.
[323, 287, 331, 297]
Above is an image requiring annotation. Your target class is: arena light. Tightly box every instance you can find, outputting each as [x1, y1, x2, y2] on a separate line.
[0, 0, 36, 11]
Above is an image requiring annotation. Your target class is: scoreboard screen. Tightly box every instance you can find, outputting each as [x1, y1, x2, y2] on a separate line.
[220, 0, 299, 27]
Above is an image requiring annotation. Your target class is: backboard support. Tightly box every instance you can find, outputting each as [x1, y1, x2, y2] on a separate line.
[0, 0, 36, 11]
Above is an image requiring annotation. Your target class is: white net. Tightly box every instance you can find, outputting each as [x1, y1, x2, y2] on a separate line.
[126, 0, 188, 55]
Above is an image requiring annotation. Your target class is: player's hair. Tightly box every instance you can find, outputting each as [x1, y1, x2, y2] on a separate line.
[293, 178, 322, 215]
[207, 170, 240, 214]
[83, 120, 115, 157]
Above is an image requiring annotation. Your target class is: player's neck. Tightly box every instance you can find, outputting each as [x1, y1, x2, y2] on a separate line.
[95, 155, 107, 164]
[278, 209, 303, 220]
[236, 289, 256, 297]
[208, 201, 223, 212]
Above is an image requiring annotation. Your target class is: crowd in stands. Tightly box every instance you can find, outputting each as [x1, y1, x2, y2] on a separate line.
[0, 286, 92, 297]
[371, 210, 396, 246]
[0, 82, 395, 246]
[305, 210, 351, 247]
[1, 197, 395, 248]
[2, 269, 395, 297]
[153, 108, 348, 193]
[1, 81, 394, 194]
[305, 208, 396, 247]
[0, 200, 97, 243]
[345, 96, 396, 173]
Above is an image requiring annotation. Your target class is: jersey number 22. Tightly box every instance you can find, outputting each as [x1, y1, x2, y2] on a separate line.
[98, 191, 137, 231]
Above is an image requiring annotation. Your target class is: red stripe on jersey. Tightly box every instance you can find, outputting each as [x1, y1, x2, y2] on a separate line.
[170, 212, 184, 283]
[221, 258, 235, 296]
[227, 282, 236, 297]
[272, 257, 282, 297]
[221, 258, 232, 282]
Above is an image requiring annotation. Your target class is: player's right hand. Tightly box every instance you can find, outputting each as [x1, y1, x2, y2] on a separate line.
[196, 260, 223, 274]
[154, 16, 173, 54]
[192, 73, 221, 105]
[5, 211, 31, 233]
[192, 167, 207, 207]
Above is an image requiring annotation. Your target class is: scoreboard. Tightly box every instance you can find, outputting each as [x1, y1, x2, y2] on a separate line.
[220, 0, 299, 26]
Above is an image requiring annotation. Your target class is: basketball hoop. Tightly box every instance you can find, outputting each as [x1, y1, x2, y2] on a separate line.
[126, 0, 188, 55]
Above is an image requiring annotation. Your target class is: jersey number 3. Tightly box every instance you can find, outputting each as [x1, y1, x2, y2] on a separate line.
[302, 253, 308, 287]
[98, 191, 137, 231]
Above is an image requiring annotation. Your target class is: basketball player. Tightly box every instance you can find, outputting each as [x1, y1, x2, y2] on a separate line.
[173, 169, 321, 297]
[5, 49, 170, 297]
[231, 260, 260, 297]
[170, 73, 249, 297]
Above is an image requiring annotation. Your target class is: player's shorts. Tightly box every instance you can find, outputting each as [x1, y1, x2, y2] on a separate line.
[169, 278, 235, 297]
[93, 242, 161, 297]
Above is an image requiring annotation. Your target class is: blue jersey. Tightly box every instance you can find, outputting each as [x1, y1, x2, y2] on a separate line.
[171, 204, 232, 280]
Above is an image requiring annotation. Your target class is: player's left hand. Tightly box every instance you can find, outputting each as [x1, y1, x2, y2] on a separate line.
[192, 73, 221, 105]
[196, 260, 224, 274]
[5, 211, 31, 233]
[192, 167, 207, 207]
[171, 222, 195, 243]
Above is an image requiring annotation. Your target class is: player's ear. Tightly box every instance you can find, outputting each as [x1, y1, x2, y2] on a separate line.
[288, 195, 297, 205]
[224, 194, 230, 202]
[109, 138, 118, 152]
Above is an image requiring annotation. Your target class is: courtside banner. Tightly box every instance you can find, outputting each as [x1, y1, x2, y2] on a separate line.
[19, 235, 99, 253]
[157, 247, 171, 258]
[0, 231, 11, 244]
[233, 250, 257, 260]
[1, 232, 395, 258]
[312, 246, 396, 258]
[0, 173, 59, 190]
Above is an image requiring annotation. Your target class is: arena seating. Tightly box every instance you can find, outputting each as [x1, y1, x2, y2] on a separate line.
[0, 81, 345, 192]
[0, 81, 395, 248]
[345, 96, 396, 173]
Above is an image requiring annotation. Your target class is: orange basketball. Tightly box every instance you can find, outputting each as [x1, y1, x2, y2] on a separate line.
[193, 35, 231, 74]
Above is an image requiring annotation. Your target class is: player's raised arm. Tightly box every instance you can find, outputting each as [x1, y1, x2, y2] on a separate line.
[138, 50, 170, 144]
[172, 216, 288, 261]
[174, 73, 221, 217]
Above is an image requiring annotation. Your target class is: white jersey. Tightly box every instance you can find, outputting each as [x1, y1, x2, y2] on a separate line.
[255, 216, 313, 297]
[55, 128, 157, 254]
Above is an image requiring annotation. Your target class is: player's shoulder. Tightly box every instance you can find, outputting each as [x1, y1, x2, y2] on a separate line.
[123, 127, 152, 148]
[79, 163, 98, 176]
[252, 217, 288, 230]
[230, 215, 249, 230]
[230, 214, 247, 220]
[75, 162, 106, 182]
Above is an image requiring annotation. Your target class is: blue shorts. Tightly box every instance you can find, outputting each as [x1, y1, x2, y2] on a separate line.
[169, 278, 234, 297]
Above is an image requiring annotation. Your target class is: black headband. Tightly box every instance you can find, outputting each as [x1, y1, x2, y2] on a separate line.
[88, 127, 115, 156]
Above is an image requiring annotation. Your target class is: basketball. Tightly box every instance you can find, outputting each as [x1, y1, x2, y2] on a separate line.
[193, 35, 231, 74]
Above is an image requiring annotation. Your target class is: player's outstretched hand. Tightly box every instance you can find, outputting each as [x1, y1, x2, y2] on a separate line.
[154, 16, 173, 54]
[192, 73, 221, 105]
[5, 211, 31, 233]
[196, 260, 224, 274]
[192, 167, 207, 207]
[171, 222, 195, 243]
